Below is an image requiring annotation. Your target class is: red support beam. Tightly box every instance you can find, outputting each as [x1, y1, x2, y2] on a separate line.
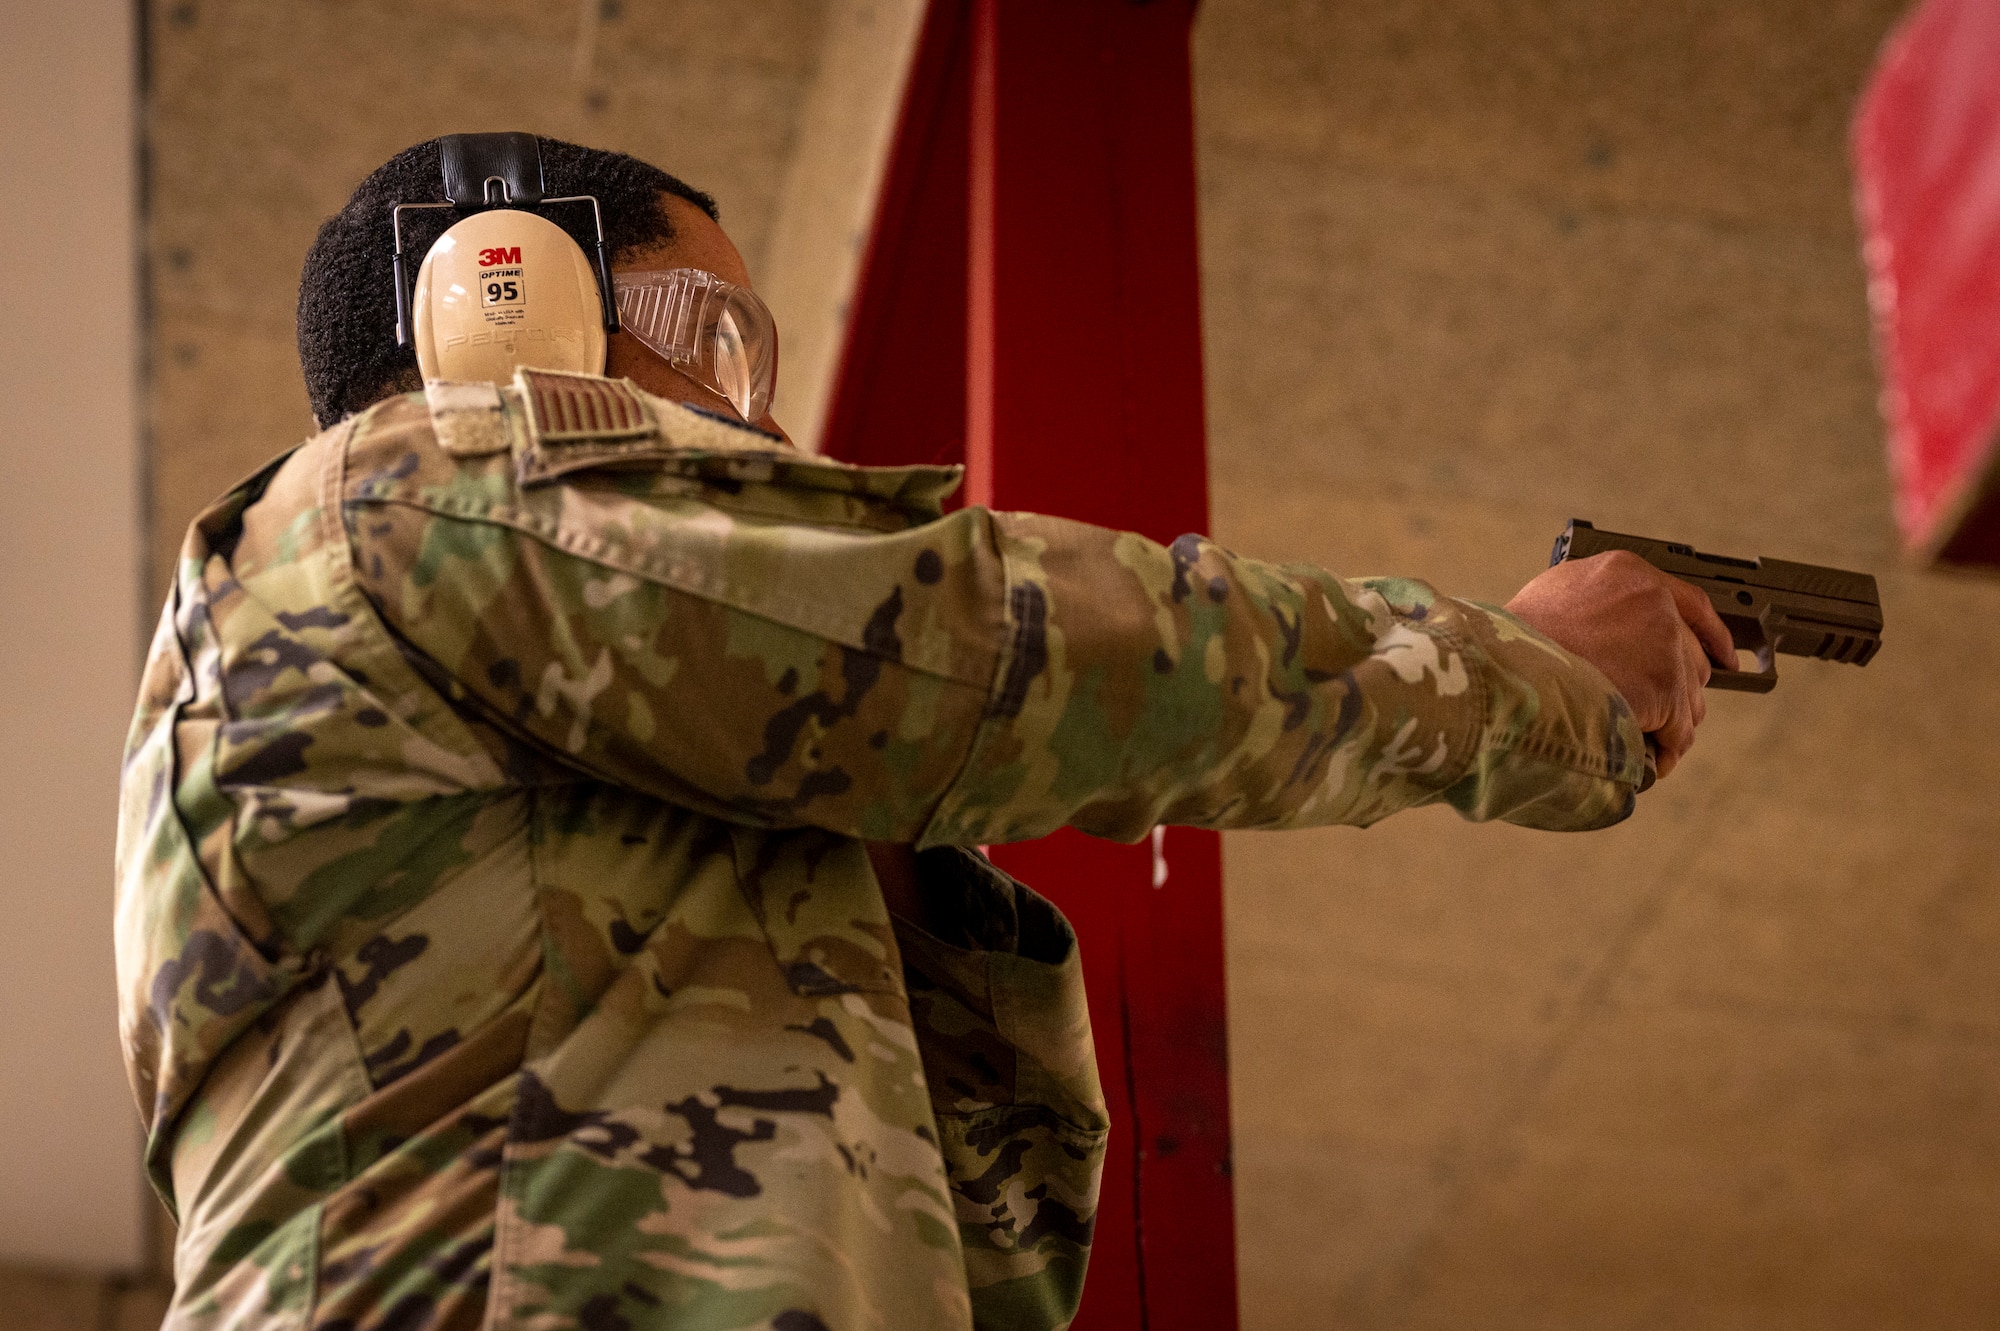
[822, 3, 1237, 1327]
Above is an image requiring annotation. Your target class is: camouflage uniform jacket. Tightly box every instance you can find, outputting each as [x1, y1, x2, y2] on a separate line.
[115, 369, 1644, 1331]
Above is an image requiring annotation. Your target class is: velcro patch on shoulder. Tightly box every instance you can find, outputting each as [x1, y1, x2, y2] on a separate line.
[519, 368, 655, 443]
[424, 380, 510, 457]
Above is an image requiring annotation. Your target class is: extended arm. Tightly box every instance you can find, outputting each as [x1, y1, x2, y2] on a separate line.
[343, 399, 1644, 845]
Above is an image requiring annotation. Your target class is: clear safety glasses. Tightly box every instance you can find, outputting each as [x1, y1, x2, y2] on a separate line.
[612, 269, 778, 423]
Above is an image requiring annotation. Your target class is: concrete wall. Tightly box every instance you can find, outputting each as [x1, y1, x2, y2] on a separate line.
[759, 1, 928, 454]
[64, 0, 2000, 1325]
[0, 0, 150, 1272]
[146, 0, 835, 594]
[1196, 3, 2000, 1327]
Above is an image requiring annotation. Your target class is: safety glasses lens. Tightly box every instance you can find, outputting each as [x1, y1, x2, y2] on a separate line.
[612, 270, 776, 422]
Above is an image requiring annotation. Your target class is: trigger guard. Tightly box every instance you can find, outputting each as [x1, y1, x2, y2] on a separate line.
[1709, 609, 1779, 693]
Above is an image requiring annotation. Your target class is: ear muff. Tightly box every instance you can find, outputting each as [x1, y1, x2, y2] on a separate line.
[411, 209, 607, 384]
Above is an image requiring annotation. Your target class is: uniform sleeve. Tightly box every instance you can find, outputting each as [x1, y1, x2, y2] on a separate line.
[922, 512, 1645, 846]
[346, 435, 1642, 846]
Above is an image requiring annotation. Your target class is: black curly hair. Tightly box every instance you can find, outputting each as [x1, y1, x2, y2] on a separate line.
[298, 135, 717, 426]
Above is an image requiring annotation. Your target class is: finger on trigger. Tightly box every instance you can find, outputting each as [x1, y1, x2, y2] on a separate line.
[1669, 576, 1735, 668]
[1681, 622, 1712, 689]
[1683, 629, 1709, 724]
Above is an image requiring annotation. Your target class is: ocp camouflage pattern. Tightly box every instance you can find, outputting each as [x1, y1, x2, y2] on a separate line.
[116, 369, 1643, 1330]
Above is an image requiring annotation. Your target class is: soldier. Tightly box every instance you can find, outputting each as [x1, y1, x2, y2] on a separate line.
[116, 136, 1730, 1331]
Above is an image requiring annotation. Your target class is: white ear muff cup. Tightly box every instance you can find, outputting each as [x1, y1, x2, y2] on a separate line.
[412, 210, 608, 384]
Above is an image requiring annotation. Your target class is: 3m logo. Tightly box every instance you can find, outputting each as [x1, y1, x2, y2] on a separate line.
[478, 246, 522, 266]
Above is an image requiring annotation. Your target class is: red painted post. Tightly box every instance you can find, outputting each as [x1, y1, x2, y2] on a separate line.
[966, 3, 1236, 1328]
[821, 3, 1238, 1327]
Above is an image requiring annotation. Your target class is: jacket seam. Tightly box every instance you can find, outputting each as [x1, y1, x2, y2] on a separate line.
[327, 413, 511, 790]
[1488, 727, 1628, 781]
[481, 788, 539, 1331]
[915, 511, 1024, 850]
[1431, 605, 1634, 786]
[299, 1200, 324, 1331]
[302, 970, 363, 1328]
[347, 492, 994, 691]
[1451, 620, 1489, 786]
[146, 572, 258, 1195]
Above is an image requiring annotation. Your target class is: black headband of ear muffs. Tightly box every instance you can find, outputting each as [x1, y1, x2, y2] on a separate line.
[391, 132, 621, 347]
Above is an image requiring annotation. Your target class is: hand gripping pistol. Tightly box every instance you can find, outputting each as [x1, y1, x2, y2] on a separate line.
[1549, 520, 1884, 786]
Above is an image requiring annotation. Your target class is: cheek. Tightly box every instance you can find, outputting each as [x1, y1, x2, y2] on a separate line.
[604, 332, 677, 392]
[603, 332, 648, 376]
[606, 333, 724, 409]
